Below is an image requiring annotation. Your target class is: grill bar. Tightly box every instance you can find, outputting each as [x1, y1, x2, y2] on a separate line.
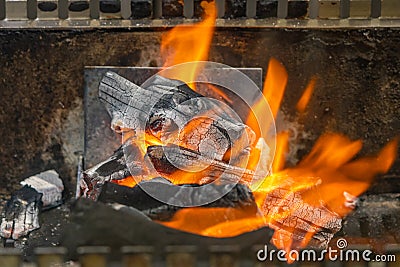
[153, 0, 162, 19]
[277, 0, 288, 19]
[183, 0, 194, 18]
[340, 0, 350, 18]
[246, 0, 256, 18]
[309, 0, 319, 19]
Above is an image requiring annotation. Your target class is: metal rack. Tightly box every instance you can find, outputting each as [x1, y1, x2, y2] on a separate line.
[0, 244, 399, 267]
[0, 0, 400, 29]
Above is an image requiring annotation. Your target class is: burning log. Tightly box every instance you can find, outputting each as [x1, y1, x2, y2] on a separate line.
[260, 184, 342, 249]
[0, 170, 64, 240]
[98, 71, 260, 168]
[80, 143, 258, 220]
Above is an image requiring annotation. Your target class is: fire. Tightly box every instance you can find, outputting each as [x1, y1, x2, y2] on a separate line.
[113, 2, 398, 258]
[272, 131, 289, 173]
[152, 55, 397, 253]
[160, 1, 216, 88]
[296, 76, 317, 113]
[263, 58, 288, 119]
[246, 58, 288, 137]
[113, 176, 137, 188]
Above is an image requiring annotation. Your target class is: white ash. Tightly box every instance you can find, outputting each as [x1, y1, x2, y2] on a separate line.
[21, 170, 64, 207]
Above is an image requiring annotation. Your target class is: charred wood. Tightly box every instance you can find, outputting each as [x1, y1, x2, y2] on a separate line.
[99, 72, 258, 166]
[98, 178, 257, 221]
[0, 186, 42, 240]
[146, 144, 263, 185]
[80, 144, 131, 200]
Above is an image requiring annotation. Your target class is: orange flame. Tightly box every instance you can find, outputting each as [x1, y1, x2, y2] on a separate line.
[296, 76, 317, 113]
[113, 176, 137, 188]
[263, 58, 288, 119]
[160, 207, 262, 237]
[272, 131, 289, 173]
[246, 58, 288, 137]
[160, 1, 216, 88]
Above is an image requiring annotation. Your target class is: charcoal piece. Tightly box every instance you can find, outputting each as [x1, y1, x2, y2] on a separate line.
[38, 2, 58, 12]
[0, 186, 42, 240]
[256, 0, 277, 18]
[20, 169, 64, 208]
[68, 1, 89, 12]
[100, 0, 121, 13]
[98, 178, 257, 220]
[61, 198, 274, 259]
[287, 1, 308, 19]
[79, 143, 132, 200]
[130, 0, 152, 19]
[224, 0, 246, 18]
[162, 0, 183, 18]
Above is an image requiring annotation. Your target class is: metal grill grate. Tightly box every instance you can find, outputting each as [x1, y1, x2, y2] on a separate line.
[1, 0, 400, 28]
[0, 245, 399, 266]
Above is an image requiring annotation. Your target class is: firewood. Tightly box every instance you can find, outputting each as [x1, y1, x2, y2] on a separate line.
[80, 143, 132, 200]
[258, 176, 342, 250]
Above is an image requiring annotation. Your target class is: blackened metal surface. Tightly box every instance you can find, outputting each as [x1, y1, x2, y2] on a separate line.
[0, 28, 399, 202]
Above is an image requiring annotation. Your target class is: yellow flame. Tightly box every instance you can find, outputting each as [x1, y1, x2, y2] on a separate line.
[160, 1, 216, 88]
[296, 76, 317, 113]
